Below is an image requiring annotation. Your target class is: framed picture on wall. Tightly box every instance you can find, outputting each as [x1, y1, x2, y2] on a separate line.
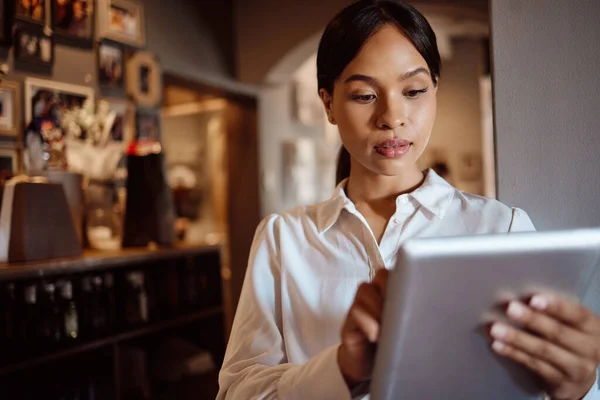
[0, 1, 15, 46]
[24, 77, 94, 124]
[136, 109, 161, 142]
[97, 0, 145, 47]
[98, 40, 125, 89]
[51, 0, 95, 45]
[0, 81, 21, 137]
[16, 0, 46, 25]
[102, 97, 134, 142]
[126, 50, 162, 108]
[15, 26, 54, 66]
[0, 146, 20, 181]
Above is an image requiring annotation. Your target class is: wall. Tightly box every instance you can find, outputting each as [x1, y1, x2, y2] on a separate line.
[424, 38, 485, 194]
[491, 0, 600, 230]
[235, 0, 489, 84]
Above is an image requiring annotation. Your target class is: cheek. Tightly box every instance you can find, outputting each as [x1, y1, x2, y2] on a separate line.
[334, 102, 373, 139]
[408, 99, 437, 140]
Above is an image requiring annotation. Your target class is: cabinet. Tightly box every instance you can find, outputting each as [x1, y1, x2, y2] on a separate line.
[0, 244, 225, 399]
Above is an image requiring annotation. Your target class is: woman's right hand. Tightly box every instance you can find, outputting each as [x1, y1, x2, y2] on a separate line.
[337, 268, 389, 389]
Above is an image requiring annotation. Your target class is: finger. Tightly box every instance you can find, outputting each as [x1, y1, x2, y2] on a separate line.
[355, 283, 384, 322]
[528, 294, 600, 333]
[350, 306, 380, 343]
[491, 340, 564, 386]
[505, 301, 596, 359]
[371, 268, 389, 298]
[490, 322, 591, 381]
[343, 283, 383, 343]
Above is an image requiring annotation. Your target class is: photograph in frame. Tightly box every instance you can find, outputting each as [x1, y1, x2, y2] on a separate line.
[103, 97, 134, 143]
[24, 77, 94, 124]
[0, 146, 19, 182]
[52, 0, 95, 43]
[16, 0, 46, 25]
[0, 81, 21, 137]
[136, 109, 161, 142]
[98, 40, 125, 89]
[15, 27, 54, 66]
[98, 0, 145, 47]
[126, 51, 162, 108]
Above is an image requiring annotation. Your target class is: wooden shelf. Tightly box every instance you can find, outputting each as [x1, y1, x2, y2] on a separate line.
[0, 305, 223, 376]
[0, 242, 222, 282]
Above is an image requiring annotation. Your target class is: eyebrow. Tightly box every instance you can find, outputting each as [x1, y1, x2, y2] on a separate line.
[343, 67, 430, 85]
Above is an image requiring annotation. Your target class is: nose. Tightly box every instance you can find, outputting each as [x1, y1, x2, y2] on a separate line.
[375, 95, 406, 130]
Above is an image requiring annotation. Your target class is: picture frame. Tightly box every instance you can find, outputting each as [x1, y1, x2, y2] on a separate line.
[0, 81, 22, 137]
[102, 97, 134, 143]
[51, 0, 95, 45]
[24, 77, 95, 124]
[126, 50, 162, 108]
[98, 40, 125, 90]
[15, 0, 47, 25]
[14, 26, 54, 66]
[0, 0, 15, 46]
[135, 109, 161, 143]
[97, 0, 145, 47]
[0, 146, 20, 180]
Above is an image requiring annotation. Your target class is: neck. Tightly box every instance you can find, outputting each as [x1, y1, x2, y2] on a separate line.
[345, 161, 425, 205]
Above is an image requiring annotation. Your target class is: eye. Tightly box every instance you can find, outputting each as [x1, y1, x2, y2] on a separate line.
[405, 88, 429, 99]
[351, 94, 376, 103]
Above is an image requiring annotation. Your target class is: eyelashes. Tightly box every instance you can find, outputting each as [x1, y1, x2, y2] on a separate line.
[351, 94, 376, 103]
[405, 88, 428, 98]
[350, 87, 429, 103]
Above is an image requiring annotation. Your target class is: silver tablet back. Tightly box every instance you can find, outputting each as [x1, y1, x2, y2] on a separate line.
[371, 229, 600, 400]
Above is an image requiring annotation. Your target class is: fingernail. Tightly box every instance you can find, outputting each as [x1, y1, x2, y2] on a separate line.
[530, 295, 549, 311]
[507, 301, 527, 320]
[490, 323, 508, 339]
[492, 340, 505, 352]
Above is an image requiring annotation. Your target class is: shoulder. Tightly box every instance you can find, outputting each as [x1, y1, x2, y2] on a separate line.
[253, 203, 322, 245]
[449, 189, 535, 233]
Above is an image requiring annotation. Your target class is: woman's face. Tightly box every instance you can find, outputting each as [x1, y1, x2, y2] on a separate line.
[321, 24, 438, 177]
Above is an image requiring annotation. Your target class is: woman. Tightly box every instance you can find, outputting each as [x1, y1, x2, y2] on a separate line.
[218, 1, 600, 399]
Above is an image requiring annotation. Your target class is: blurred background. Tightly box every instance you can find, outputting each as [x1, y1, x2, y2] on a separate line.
[0, 0, 598, 399]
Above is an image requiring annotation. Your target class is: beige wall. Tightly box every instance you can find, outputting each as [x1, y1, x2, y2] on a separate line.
[424, 38, 485, 194]
[235, 0, 488, 84]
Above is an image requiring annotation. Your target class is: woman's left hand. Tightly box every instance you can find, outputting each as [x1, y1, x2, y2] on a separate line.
[489, 293, 600, 400]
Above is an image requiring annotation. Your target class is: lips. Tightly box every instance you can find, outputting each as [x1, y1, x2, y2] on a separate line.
[374, 139, 412, 158]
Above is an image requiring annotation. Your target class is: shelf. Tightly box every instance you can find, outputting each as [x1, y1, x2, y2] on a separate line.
[0, 242, 223, 282]
[0, 305, 224, 376]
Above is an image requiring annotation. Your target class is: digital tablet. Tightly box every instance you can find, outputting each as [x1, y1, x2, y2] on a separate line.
[371, 228, 600, 400]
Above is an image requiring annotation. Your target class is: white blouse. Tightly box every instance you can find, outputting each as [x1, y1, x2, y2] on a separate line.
[217, 169, 598, 400]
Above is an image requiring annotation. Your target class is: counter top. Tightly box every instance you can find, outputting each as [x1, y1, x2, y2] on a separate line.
[0, 242, 222, 281]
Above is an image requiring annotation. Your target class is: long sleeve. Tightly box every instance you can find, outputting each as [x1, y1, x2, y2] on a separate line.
[217, 215, 352, 400]
[508, 207, 536, 233]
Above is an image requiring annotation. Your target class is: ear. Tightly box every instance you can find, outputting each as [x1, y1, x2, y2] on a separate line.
[319, 88, 336, 125]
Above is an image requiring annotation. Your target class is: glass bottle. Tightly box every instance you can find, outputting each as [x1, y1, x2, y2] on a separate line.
[103, 273, 117, 331]
[39, 282, 62, 350]
[22, 283, 39, 355]
[125, 272, 149, 325]
[59, 280, 79, 341]
[1, 283, 17, 361]
[80, 276, 94, 338]
[92, 276, 107, 332]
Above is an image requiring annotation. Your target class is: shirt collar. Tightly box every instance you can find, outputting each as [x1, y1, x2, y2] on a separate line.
[316, 169, 455, 234]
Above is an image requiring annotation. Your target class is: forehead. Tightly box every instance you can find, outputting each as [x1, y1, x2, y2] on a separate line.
[340, 24, 429, 79]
